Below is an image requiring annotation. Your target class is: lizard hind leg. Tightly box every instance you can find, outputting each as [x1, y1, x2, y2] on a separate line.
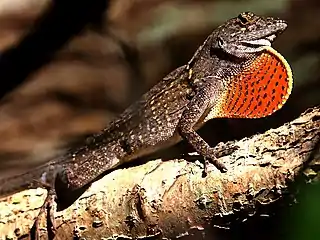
[29, 188, 57, 240]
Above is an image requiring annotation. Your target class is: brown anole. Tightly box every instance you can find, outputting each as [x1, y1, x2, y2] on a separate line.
[0, 12, 293, 239]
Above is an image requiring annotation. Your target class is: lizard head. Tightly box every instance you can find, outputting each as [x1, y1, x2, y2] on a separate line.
[213, 12, 287, 58]
[203, 12, 293, 119]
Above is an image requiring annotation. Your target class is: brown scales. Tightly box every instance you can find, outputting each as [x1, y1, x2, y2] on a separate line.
[221, 46, 293, 118]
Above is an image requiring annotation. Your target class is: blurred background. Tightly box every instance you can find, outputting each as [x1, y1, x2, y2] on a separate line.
[0, 0, 318, 239]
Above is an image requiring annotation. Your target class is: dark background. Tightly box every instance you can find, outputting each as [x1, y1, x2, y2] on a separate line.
[0, 0, 318, 239]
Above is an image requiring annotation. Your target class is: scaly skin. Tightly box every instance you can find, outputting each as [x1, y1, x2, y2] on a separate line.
[0, 12, 293, 239]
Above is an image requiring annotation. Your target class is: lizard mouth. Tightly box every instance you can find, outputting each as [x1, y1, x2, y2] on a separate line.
[241, 34, 277, 47]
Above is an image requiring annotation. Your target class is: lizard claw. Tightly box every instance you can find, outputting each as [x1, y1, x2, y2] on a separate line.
[202, 156, 228, 177]
[201, 143, 236, 175]
[209, 157, 228, 172]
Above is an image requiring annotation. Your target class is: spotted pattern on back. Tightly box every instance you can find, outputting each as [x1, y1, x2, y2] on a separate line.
[217, 46, 293, 118]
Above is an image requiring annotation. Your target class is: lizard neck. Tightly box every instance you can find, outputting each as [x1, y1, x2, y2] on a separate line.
[188, 50, 258, 83]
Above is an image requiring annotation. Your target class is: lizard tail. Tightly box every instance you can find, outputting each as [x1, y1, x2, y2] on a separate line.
[0, 163, 58, 197]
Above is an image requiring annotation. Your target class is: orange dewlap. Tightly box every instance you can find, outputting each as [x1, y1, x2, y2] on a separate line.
[218, 46, 293, 118]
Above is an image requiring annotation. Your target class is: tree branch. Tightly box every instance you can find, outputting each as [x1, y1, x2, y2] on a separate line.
[0, 106, 319, 239]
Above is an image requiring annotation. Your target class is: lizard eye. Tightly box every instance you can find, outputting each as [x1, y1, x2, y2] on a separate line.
[238, 12, 254, 25]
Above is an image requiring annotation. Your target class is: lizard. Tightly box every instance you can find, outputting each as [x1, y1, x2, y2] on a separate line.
[0, 12, 293, 239]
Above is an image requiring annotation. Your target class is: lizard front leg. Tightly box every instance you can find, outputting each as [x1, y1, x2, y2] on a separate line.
[178, 77, 228, 173]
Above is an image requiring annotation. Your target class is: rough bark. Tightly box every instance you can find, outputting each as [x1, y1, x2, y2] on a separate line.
[0, 106, 319, 239]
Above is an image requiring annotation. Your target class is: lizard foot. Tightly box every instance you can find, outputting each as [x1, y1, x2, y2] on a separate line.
[204, 156, 228, 174]
[202, 143, 239, 175]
